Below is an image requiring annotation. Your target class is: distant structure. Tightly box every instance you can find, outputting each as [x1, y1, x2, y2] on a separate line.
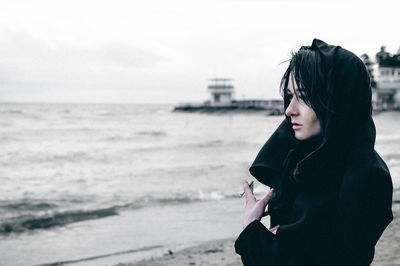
[175, 45, 400, 114]
[373, 46, 400, 110]
[362, 46, 400, 111]
[173, 78, 284, 114]
[207, 78, 234, 106]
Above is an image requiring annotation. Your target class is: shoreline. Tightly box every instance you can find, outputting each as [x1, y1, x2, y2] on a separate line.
[114, 237, 242, 266]
[115, 203, 400, 266]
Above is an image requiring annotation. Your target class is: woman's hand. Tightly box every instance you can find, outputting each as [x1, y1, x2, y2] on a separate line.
[242, 180, 279, 233]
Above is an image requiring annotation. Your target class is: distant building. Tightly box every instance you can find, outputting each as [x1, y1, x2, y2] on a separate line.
[207, 78, 235, 106]
[174, 78, 284, 114]
[373, 46, 400, 110]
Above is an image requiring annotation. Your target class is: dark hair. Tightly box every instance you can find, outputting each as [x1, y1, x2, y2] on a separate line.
[280, 46, 326, 129]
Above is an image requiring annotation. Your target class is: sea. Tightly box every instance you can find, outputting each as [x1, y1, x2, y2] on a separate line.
[0, 103, 399, 266]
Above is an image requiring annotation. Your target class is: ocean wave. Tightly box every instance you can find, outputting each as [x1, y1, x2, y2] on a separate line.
[193, 139, 223, 148]
[0, 191, 238, 235]
[103, 131, 168, 142]
[184, 139, 255, 149]
[0, 200, 57, 211]
[122, 191, 237, 210]
[97, 111, 115, 117]
[112, 139, 254, 154]
[116, 195, 199, 210]
[0, 109, 23, 114]
[103, 136, 135, 142]
[393, 186, 400, 203]
[383, 154, 400, 167]
[198, 191, 226, 200]
[136, 131, 167, 136]
[11, 151, 96, 164]
[376, 135, 400, 143]
[0, 207, 118, 235]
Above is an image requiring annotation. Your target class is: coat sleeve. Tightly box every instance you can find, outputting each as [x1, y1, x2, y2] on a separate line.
[235, 218, 316, 265]
[234, 220, 280, 266]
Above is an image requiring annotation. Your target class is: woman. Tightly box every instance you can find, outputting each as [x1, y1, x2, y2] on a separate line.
[235, 39, 393, 265]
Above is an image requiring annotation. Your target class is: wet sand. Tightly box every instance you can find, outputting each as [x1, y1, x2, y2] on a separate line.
[115, 201, 399, 266]
[115, 238, 242, 266]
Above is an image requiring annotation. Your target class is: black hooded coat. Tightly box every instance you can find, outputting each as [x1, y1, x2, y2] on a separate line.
[234, 39, 393, 265]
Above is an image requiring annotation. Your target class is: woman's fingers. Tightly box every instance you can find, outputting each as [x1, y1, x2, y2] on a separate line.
[260, 188, 274, 206]
[241, 182, 276, 228]
[242, 180, 255, 202]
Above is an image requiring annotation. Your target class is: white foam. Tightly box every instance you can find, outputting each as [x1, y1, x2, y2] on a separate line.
[197, 190, 225, 201]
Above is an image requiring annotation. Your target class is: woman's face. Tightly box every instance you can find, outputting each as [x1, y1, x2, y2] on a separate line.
[285, 75, 321, 140]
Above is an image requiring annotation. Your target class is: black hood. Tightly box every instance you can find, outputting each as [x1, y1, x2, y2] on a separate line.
[250, 39, 378, 187]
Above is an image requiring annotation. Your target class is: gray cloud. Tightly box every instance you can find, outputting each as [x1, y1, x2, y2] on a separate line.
[0, 31, 166, 90]
[93, 43, 166, 69]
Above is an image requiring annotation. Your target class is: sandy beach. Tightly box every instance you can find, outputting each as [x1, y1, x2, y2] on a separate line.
[116, 238, 242, 266]
[116, 201, 400, 266]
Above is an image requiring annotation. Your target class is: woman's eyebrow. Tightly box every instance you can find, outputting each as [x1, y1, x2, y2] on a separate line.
[286, 87, 294, 93]
[286, 89, 304, 94]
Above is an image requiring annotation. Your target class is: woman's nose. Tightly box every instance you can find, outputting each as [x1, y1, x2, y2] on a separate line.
[285, 99, 298, 117]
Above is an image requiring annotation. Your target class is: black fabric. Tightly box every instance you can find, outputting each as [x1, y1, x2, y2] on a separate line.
[235, 39, 393, 265]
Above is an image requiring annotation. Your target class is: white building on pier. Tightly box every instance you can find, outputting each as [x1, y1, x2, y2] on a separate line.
[207, 78, 235, 106]
[374, 46, 400, 110]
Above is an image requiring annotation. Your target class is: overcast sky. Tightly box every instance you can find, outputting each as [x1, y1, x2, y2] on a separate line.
[0, 0, 399, 103]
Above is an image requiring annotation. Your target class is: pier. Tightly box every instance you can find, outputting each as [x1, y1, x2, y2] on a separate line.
[173, 78, 284, 115]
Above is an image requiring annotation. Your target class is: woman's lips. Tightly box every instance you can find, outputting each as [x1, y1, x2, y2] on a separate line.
[292, 123, 302, 130]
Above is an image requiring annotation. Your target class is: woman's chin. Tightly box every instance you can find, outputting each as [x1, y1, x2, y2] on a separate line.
[294, 132, 306, 140]
[295, 132, 314, 141]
